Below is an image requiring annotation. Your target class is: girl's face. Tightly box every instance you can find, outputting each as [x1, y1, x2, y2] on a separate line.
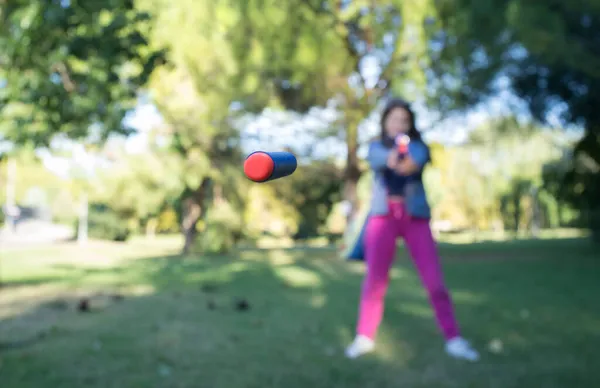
[384, 107, 412, 138]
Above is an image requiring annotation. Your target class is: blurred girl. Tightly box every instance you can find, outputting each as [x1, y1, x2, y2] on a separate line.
[345, 99, 479, 361]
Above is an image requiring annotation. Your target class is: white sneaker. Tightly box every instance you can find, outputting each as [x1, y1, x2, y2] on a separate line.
[344, 335, 375, 359]
[445, 337, 480, 361]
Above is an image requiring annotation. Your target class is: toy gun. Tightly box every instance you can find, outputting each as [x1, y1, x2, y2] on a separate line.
[243, 151, 297, 182]
[395, 134, 410, 156]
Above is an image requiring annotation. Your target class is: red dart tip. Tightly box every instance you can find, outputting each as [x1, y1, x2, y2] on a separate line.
[244, 152, 274, 182]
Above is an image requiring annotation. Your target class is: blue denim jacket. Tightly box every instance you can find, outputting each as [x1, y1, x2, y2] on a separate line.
[366, 139, 431, 218]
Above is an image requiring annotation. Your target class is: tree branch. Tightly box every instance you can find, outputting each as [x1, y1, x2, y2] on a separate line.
[51, 62, 76, 93]
[375, 6, 403, 94]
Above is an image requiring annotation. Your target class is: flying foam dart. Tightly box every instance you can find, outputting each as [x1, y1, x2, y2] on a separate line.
[243, 151, 297, 182]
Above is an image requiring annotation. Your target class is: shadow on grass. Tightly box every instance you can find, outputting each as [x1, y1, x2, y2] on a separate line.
[1, 238, 599, 387]
[436, 236, 597, 258]
[0, 276, 68, 289]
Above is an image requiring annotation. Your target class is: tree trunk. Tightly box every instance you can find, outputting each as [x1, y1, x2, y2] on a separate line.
[344, 158, 361, 221]
[146, 218, 158, 237]
[530, 186, 540, 238]
[344, 142, 362, 224]
[558, 201, 565, 227]
[181, 197, 201, 254]
[472, 225, 480, 242]
[513, 194, 521, 235]
[5, 158, 17, 233]
[77, 193, 88, 245]
[213, 183, 224, 206]
[181, 179, 212, 255]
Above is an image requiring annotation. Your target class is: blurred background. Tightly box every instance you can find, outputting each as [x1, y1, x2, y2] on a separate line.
[1, 1, 598, 387]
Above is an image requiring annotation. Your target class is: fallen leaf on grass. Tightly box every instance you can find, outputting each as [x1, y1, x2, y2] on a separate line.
[488, 338, 503, 354]
[234, 298, 250, 311]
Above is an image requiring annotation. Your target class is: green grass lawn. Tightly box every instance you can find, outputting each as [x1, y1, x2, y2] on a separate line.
[1, 236, 599, 388]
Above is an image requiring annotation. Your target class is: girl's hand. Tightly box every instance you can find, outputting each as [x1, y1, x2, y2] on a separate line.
[386, 150, 398, 169]
[394, 156, 420, 175]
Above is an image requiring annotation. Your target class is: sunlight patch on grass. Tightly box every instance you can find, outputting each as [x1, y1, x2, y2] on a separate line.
[227, 261, 250, 273]
[2, 259, 69, 283]
[437, 228, 589, 244]
[302, 236, 331, 247]
[267, 250, 295, 266]
[396, 302, 433, 319]
[345, 262, 414, 280]
[1, 240, 181, 285]
[256, 236, 295, 249]
[336, 325, 355, 344]
[183, 261, 249, 284]
[309, 294, 327, 308]
[276, 266, 322, 288]
[449, 290, 486, 304]
[345, 261, 366, 275]
[302, 260, 344, 279]
[537, 228, 590, 239]
[184, 270, 229, 284]
[65, 272, 127, 288]
[0, 284, 67, 319]
[124, 284, 155, 297]
[389, 267, 411, 279]
[372, 329, 414, 364]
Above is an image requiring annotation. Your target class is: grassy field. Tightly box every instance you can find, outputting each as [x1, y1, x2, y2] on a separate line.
[1, 235, 599, 388]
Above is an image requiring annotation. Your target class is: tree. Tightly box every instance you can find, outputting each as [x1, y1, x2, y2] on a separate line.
[424, 116, 570, 234]
[0, 1, 164, 147]
[270, 160, 344, 238]
[137, 0, 440, 251]
[226, 0, 437, 220]
[91, 142, 184, 234]
[138, 0, 250, 253]
[427, 0, 600, 235]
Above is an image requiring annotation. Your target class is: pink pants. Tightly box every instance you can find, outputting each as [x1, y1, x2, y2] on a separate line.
[356, 200, 460, 340]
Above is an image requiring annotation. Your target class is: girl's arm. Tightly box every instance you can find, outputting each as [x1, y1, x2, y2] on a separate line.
[367, 141, 394, 170]
[394, 141, 429, 175]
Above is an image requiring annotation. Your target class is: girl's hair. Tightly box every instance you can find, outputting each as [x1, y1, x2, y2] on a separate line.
[379, 98, 423, 148]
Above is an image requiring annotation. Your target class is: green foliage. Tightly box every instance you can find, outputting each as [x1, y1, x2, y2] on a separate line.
[537, 189, 560, 228]
[424, 117, 570, 232]
[79, 204, 130, 242]
[428, 0, 600, 236]
[136, 0, 254, 252]
[135, 0, 446, 249]
[271, 161, 343, 239]
[240, 161, 343, 240]
[0, 151, 80, 223]
[590, 209, 600, 243]
[194, 201, 243, 255]
[225, 0, 351, 112]
[156, 207, 180, 234]
[541, 141, 597, 230]
[243, 184, 300, 239]
[92, 146, 184, 226]
[0, 1, 164, 147]
[142, 0, 440, 226]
